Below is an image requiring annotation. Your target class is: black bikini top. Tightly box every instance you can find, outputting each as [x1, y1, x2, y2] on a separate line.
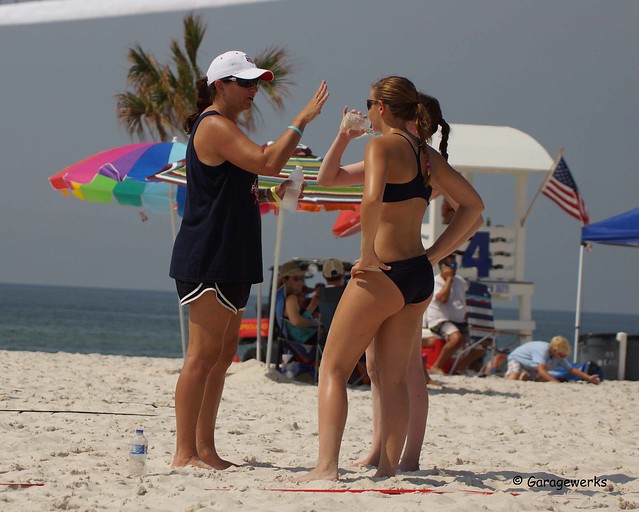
[382, 132, 432, 203]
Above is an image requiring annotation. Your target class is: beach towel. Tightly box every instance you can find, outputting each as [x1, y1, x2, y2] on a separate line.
[549, 361, 604, 382]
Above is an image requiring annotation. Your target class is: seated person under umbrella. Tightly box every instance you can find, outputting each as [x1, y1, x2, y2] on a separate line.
[279, 260, 320, 344]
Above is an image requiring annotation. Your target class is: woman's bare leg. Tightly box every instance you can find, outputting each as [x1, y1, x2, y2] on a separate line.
[296, 272, 404, 481]
[353, 344, 381, 467]
[196, 311, 244, 469]
[374, 302, 427, 477]
[172, 292, 233, 468]
[398, 324, 429, 471]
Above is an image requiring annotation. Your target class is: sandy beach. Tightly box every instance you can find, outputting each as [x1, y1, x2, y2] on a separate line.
[1, 350, 637, 511]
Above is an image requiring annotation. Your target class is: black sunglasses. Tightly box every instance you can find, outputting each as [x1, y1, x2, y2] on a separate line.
[222, 76, 260, 88]
[366, 99, 380, 110]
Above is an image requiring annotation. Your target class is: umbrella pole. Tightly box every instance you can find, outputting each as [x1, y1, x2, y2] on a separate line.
[256, 282, 263, 362]
[266, 209, 285, 370]
[169, 184, 187, 358]
[573, 243, 586, 363]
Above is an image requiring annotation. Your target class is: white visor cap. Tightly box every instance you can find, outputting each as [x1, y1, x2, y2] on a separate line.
[206, 51, 274, 85]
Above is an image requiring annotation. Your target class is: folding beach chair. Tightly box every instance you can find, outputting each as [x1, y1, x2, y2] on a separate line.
[314, 285, 369, 386]
[274, 286, 319, 380]
[449, 281, 521, 376]
[317, 286, 344, 346]
[315, 286, 345, 382]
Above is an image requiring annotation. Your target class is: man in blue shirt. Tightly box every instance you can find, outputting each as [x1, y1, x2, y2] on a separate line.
[505, 336, 601, 384]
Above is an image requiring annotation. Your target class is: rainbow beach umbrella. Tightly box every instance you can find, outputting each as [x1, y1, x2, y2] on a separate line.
[49, 140, 186, 214]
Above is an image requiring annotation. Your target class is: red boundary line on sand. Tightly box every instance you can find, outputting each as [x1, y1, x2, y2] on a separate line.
[1, 483, 45, 487]
[206, 488, 520, 496]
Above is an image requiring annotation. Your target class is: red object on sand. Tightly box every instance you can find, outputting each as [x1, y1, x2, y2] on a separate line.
[205, 487, 519, 496]
[421, 339, 453, 374]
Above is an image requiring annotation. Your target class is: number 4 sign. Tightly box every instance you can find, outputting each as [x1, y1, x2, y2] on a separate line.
[461, 231, 492, 277]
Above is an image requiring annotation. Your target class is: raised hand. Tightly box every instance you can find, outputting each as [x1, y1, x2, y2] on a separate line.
[296, 81, 329, 126]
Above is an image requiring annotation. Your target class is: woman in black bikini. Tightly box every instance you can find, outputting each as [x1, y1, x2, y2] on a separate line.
[298, 76, 483, 481]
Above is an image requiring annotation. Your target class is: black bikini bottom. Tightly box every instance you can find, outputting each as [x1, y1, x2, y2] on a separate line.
[381, 254, 434, 305]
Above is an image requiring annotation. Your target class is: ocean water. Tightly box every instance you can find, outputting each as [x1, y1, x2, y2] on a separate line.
[0, 282, 637, 358]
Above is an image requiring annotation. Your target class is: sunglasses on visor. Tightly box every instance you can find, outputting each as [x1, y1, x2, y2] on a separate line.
[222, 77, 260, 88]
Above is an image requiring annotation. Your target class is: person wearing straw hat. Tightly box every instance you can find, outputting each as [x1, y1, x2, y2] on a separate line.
[279, 260, 320, 344]
[169, 50, 328, 470]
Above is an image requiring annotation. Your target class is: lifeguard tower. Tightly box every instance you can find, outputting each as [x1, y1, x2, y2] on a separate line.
[423, 124, 556, 339]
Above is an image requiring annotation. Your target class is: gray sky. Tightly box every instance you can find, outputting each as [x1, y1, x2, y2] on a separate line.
[1, 0, 637, 318]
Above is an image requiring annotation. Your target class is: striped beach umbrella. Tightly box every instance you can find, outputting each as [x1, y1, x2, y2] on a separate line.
[149, 145, 363, 213]
[151, 144, 364, 365]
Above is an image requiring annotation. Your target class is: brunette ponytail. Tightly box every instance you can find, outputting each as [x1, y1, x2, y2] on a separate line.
[183, 77, 214, 134]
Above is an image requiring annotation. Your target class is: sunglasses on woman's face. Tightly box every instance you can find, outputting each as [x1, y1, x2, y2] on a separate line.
[223, 77, 260, 88]
[366, 99, 380, 110]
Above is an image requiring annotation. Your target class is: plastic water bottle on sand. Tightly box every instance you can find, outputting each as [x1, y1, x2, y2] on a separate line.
[281, 166, 304, 211]
[128, 429, 148, 476]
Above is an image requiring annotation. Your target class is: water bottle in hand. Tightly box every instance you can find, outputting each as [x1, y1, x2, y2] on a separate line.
[128, 429, 148, 476]
[280, 166, 304, 211]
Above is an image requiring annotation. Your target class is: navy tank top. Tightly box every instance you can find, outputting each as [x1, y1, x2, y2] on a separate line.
[169, 111, 263, 283]
[382, 132, 432, 203]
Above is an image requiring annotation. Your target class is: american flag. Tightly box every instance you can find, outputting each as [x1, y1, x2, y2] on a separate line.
[542, 157, 590, 225]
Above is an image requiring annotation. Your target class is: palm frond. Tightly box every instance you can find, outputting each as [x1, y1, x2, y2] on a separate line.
[253, 46, 295, 112]
[126, 45, 163, 89]
[115, 92, 152, 140]
[182, 13, 205, 76]
[116, 16, 296, 141]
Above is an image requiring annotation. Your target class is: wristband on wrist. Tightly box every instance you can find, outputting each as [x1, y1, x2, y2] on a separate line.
[287, 125, 303, 137]
[270, 186, 282, 204]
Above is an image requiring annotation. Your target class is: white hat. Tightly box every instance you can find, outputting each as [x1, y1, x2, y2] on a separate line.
[206, 51, 274, 85]
[322, 259, 345, 279]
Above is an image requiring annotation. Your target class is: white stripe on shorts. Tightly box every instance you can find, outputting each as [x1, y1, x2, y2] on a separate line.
[179, 283, 247, 315]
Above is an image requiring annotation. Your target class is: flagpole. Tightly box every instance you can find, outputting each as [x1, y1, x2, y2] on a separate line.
[520, 147, 564, 227]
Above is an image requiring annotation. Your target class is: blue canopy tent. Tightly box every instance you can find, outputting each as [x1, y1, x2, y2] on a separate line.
[573, 207, 639, 360]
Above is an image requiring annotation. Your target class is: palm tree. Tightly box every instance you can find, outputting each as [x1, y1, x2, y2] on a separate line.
[116, 14, 294, 141]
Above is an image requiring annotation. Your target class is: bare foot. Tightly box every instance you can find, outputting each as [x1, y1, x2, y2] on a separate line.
[171, 456, 213, 469]
[425, 376, 442, 387]
[198, 449, 239, 470]
[429, 366, 445, 375]
[351, 451, 380, 467]
[398, 460, 420, 472]
[373, 467, 396, 478]
[294, 468, 339, 482]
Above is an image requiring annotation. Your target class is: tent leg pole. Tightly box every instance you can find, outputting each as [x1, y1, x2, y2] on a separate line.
[256, 282, 262, 362]
[573, 243, 586, 363]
